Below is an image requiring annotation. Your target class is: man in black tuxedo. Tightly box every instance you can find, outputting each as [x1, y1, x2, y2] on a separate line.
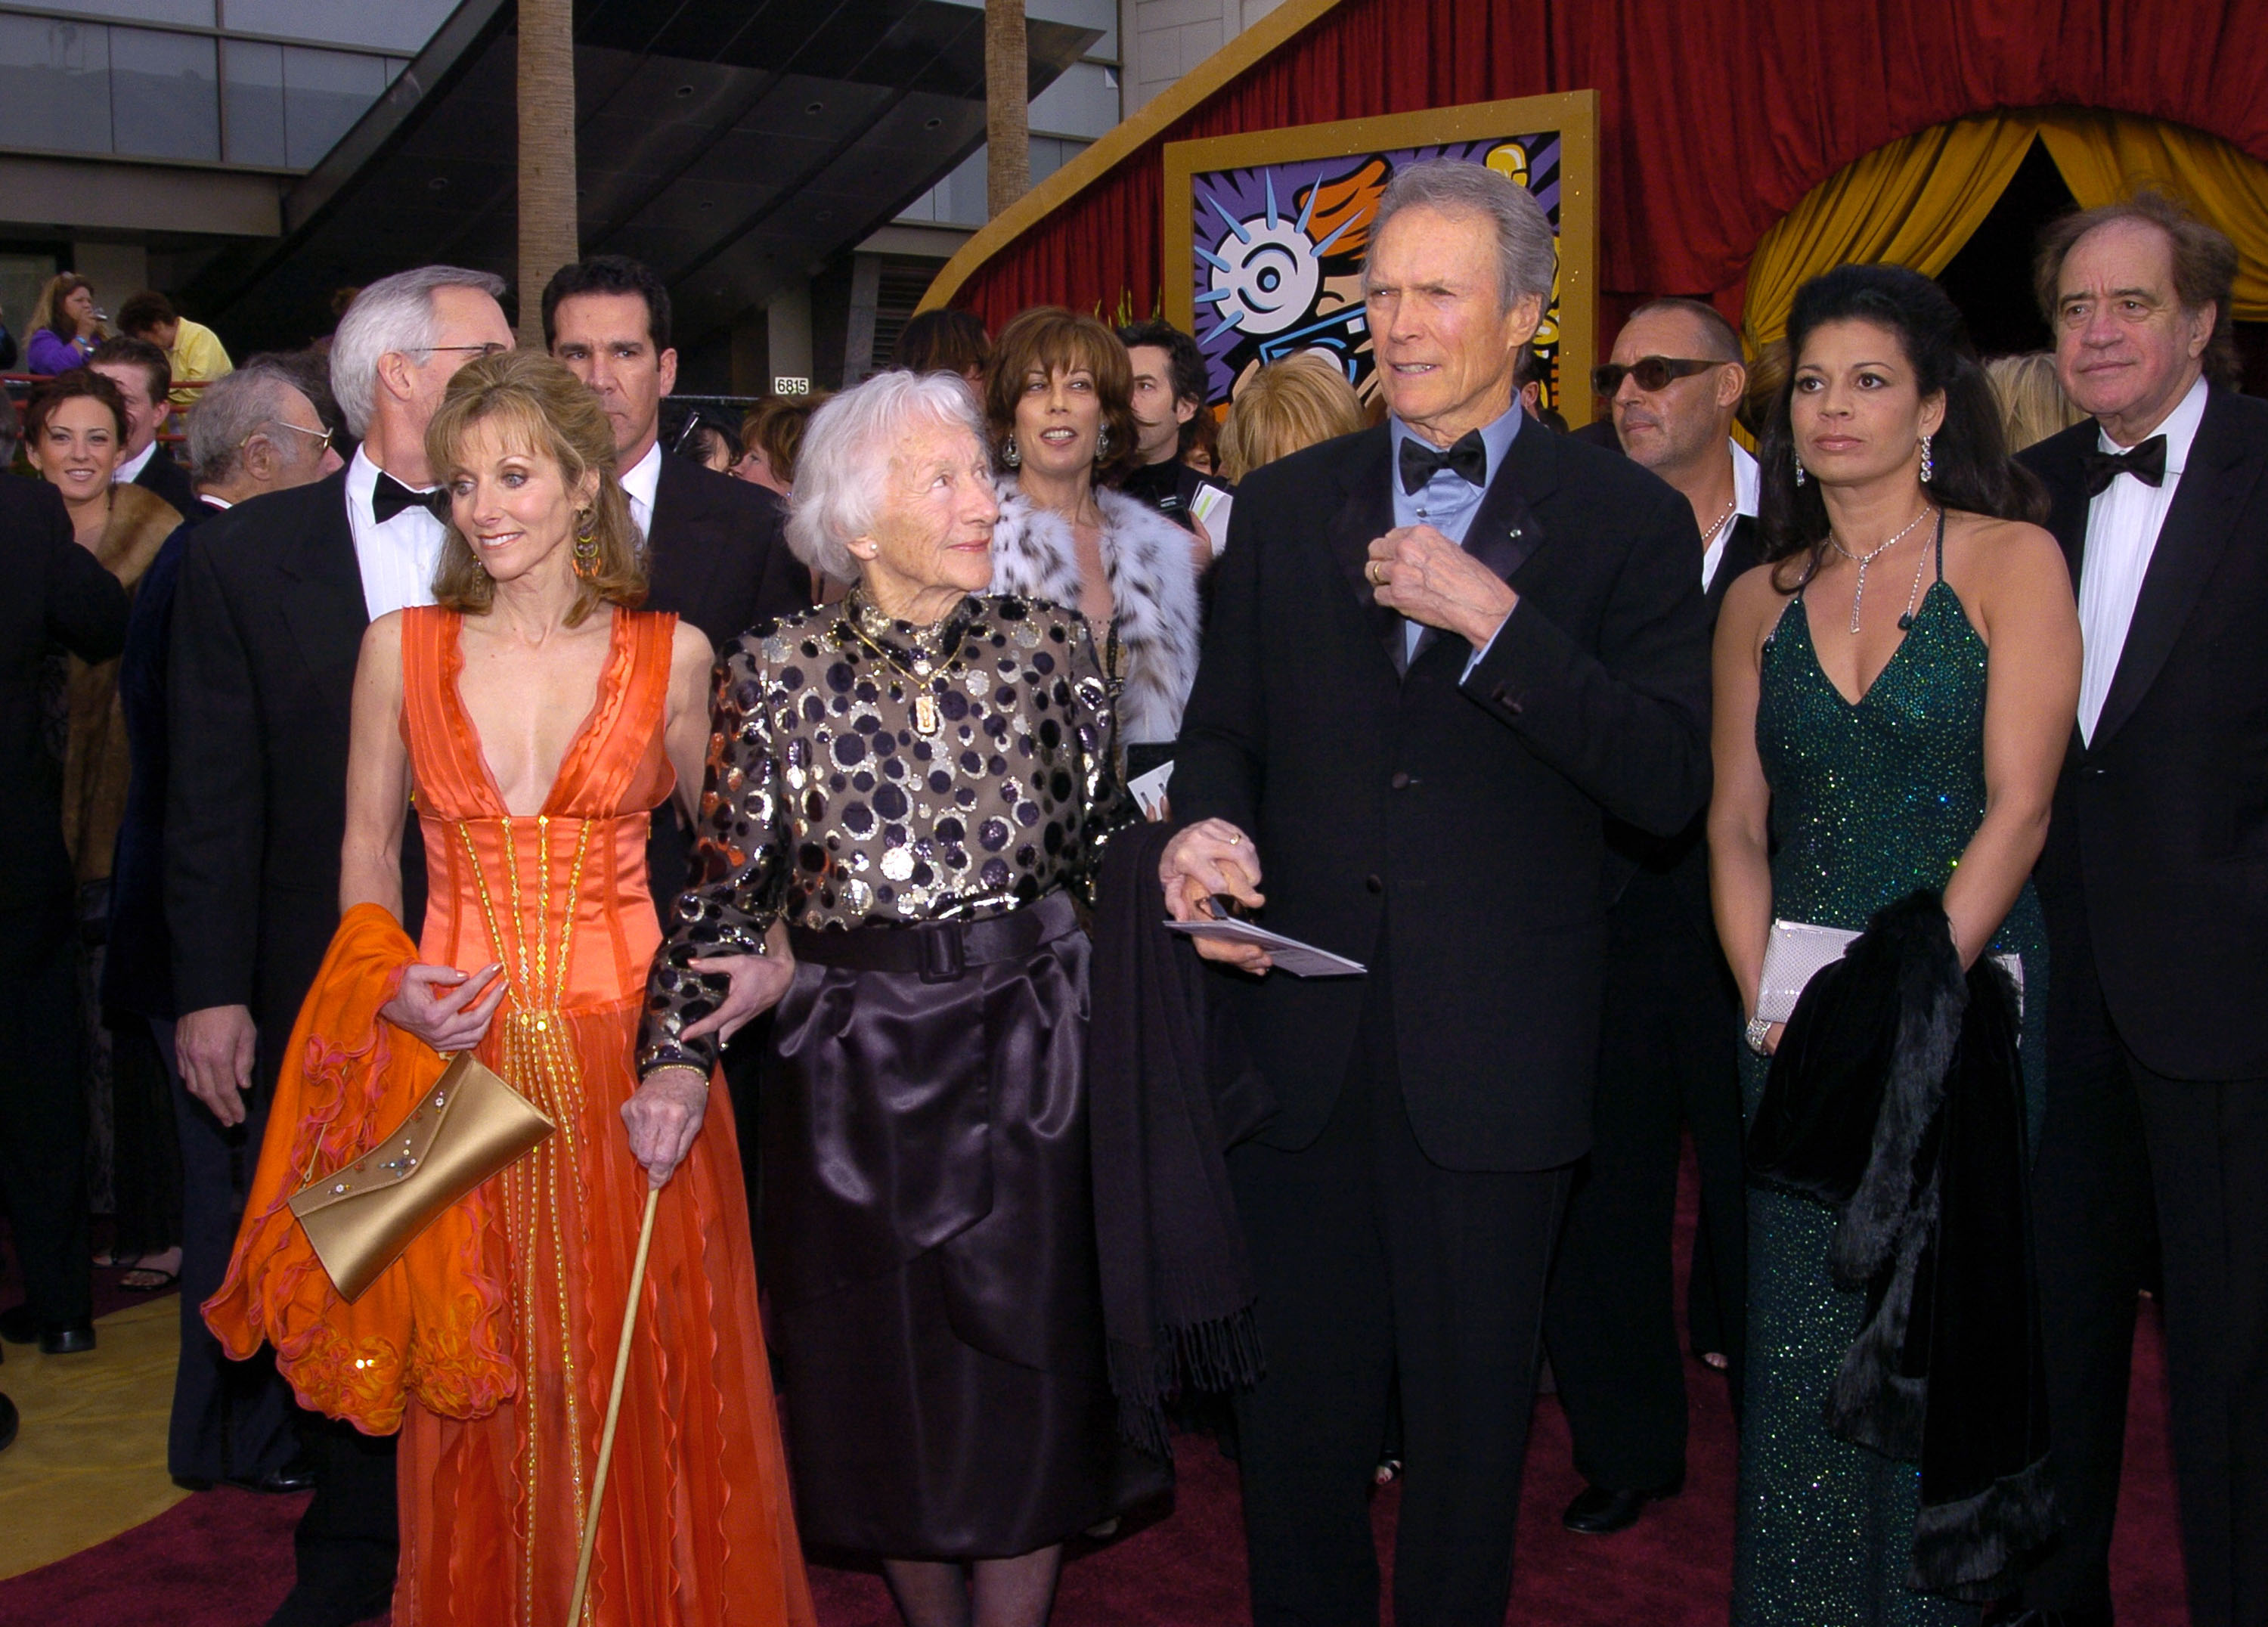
[1545, 297, 1758, 1537]
[2015, 196, 2268, 1627]
[169, 265, 514, 1627]
[544, 254, 810, 1212]
[1162, 160, 1713, 1627]
[89, 335, 197, 517]
[125, 364, 342, 1495]
[0, 474, 128, 1360]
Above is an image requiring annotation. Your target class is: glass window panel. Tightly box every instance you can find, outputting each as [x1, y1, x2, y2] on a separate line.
[221, 0, 457, 55]
[0, 14, 112, 155]
[280, 44, 384, 168]
[221, 36, 284, 166]
[110, 26, 217, 161]
[32, 0, 212, 26]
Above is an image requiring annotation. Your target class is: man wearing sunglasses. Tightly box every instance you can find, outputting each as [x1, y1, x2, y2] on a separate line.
[167, 266, 513, 1627]
[1545, 296, 1758, 1537]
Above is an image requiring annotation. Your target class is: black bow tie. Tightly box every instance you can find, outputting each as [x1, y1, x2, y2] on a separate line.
[1399, 429, 1489, 495]
[2081, 435, 2168, 497]
[371, 472, 450, 525]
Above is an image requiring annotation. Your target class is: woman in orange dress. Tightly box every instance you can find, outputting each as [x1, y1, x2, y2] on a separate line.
[204, 351, 813, 1627]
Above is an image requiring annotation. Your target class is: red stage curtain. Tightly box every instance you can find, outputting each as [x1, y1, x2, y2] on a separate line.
[950, 0, 2268, 329]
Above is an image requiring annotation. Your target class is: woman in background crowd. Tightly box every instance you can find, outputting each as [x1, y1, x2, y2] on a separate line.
[984, 306, 1201, 779]
[894, 306, 990, 387]
[1216, 352, 1365, 482]
[26, 275, 105, 375]
[1984, 352, 2087, 453]
[736, 392, 824, 497]
[643, 369, 1157, 1627]
[1710, 265, 2077, 1621]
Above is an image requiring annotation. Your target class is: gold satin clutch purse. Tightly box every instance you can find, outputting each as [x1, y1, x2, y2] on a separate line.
[287, 1052, 555, 1303]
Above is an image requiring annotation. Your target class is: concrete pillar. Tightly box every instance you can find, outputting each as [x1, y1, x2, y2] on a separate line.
[767, 282, 813, 396]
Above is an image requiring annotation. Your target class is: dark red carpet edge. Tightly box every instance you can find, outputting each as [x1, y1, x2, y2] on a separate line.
[0, 1152, 2188, 1627]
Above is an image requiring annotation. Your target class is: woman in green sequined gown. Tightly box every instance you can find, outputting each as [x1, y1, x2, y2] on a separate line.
[1709, 267, 2081, 1625]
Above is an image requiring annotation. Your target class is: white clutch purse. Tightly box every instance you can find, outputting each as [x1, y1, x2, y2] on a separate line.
[1755, 918, 2023, 1025]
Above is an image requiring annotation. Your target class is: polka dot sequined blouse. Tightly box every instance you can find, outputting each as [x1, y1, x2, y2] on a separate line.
[638, 588, 1132, 1077]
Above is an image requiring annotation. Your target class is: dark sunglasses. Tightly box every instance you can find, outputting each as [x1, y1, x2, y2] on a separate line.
[1591, 356, 1725, 395]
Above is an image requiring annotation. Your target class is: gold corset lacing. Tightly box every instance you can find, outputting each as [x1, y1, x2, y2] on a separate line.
[454, 812, 596, 1625]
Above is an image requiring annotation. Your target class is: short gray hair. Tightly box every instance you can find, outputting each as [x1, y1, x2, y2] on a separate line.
[187, 363, 305, 487]
[788, 370, 989, 584]
[329, 265, 507, 436]
[1365, 158, 1558, 313]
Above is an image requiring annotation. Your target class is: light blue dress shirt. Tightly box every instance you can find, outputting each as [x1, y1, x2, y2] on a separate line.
[1387, 404, 1524, 667]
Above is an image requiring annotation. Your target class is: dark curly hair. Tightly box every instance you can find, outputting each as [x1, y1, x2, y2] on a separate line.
[1759, 264, 2045, 590]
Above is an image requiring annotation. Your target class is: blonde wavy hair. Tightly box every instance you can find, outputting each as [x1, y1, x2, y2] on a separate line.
[1216, 352, 1365, 481]
[425, 350, 644, 625]
[1984, 352, 2086, 453]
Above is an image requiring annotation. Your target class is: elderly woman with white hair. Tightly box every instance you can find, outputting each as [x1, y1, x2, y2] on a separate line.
[639, 369, 1152, 1627]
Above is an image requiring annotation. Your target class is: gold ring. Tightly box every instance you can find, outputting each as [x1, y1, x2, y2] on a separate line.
[1368, 562, 1386, 584]
[1225, 832, 1241, 845]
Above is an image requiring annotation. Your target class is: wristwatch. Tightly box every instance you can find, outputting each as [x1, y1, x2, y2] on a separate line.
[1745, 1015, 1776, 1056]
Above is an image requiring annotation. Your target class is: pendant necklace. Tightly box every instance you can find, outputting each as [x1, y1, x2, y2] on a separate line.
[1826, 504, 1934, 634]
[847, 616, 944, 736]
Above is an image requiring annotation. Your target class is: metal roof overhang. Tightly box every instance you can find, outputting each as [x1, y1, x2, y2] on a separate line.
[184, 0, 1098, 358]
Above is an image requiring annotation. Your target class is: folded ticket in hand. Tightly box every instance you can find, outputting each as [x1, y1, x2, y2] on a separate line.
[1163, 916, 1366, 978]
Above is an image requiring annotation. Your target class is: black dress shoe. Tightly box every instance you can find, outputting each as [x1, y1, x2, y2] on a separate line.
[0, 1392, 18, 1454]
[1563, 1476, 1684, 1534]
[0, 1306, 95, 1355]
[230, 1462, 318, 1495]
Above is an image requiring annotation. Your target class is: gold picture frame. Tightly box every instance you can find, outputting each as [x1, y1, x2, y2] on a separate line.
[1163, 91, 1600, 426]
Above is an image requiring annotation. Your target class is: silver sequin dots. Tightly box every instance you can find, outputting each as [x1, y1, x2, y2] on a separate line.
[637, 590, 1131, 1077]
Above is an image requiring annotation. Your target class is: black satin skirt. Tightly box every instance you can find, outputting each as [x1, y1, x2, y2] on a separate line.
[764, 891, 1163, 1557]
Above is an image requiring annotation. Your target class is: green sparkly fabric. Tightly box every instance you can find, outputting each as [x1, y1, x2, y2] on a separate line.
[1732, 572, 2045, 1627]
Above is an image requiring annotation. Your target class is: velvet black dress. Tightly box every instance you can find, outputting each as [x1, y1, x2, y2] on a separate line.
[640, 588, 1158, 1558]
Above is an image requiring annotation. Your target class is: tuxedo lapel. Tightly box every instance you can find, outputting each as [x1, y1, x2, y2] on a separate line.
[1408, 418, 1554, 665]
[2092, 389, 2266, 748]
[647, 453, 727, 617]
[1325, 429, 1405, 676]
[272, 474, 368, 709]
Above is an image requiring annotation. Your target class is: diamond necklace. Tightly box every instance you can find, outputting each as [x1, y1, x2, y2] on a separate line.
[1826, 504, 1935, 634]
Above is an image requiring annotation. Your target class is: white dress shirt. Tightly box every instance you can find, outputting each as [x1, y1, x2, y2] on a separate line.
[2075, 374, 2208, 742]
[1701, 440, 1761, 591]
[620, 440, 662, 541]
[115, 442, 156, 485]
[345, 446, 447, 620]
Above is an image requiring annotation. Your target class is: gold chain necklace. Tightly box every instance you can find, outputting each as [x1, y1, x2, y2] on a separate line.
[845, 615, 949, 736]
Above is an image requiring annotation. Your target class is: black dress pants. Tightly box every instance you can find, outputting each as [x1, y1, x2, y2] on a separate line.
[2030, 932, 2268, 1626]
[159, 1015, 296, 1483]
[1228, 992, 1570, 1627]
[1545, 885, 1745, 1492]
[0, 945, 91, 1328]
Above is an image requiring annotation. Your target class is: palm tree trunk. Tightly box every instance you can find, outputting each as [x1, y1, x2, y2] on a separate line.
[985, 0, 1030, 219]
[516, 0, 578, 349]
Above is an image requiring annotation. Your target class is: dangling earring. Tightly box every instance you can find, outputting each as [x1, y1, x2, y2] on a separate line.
[1793, 456, 1806, 488]
[572, 507, 600, 578]
[1002, 436, 1021, 469]
[1919, 434, 1935, 485]
[1094, 427, 1112, 463]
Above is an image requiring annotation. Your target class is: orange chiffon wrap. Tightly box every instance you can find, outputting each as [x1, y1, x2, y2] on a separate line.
[206, 606, 814, 1627]
[200, 902, 513, 1430]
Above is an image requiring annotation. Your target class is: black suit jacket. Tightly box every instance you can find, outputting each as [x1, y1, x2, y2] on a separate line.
[2022, 387, 2268, 1080]
[166, 470, 427, 1094]
[641, 451, 811, 915]
[1174, 423, 1715, 1170]
[132, 447, 197, 518]
[0, 475, 129, 969]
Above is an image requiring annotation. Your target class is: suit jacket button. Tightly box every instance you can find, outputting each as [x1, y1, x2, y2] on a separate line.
[1390, 771, 1411, 790]
[1365, 874, 1384, 894]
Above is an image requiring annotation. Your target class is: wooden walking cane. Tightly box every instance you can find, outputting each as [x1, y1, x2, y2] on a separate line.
[565, 1183, 661, 1627]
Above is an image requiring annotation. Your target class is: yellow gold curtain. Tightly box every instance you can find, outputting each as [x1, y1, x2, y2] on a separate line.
[1740, 109, 2268, 351]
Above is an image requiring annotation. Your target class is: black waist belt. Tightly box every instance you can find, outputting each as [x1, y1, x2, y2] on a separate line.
[788, 890, 1077, 982]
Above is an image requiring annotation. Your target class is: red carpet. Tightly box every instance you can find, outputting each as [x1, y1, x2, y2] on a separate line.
[0, 1155, 2189, 1625]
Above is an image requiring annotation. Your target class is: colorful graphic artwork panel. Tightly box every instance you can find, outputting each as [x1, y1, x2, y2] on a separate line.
[1187, 136, 1566, 414]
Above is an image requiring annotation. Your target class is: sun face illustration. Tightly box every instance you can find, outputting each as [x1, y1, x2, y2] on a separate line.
[1196, 170, 1360, 341]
